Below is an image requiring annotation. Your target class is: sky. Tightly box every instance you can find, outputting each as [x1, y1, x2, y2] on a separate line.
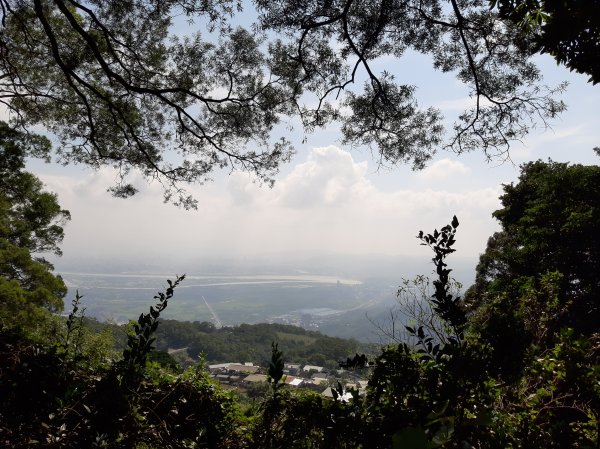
[24, 16, 600, 278]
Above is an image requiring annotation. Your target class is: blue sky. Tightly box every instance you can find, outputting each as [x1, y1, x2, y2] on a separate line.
[25, 16, 600, 276]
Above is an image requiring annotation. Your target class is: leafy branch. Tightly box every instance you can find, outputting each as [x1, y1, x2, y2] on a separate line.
[407, 216, 466, 360]
[61, 290, 85, 360]
[122, 275, 185, 374]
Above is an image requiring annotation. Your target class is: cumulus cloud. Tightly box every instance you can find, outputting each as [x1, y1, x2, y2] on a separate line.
[417, 158, 470, 181]
[33, 145, 502, 266]
[227, 172, 263, 206]
[276, 146, 371, 208]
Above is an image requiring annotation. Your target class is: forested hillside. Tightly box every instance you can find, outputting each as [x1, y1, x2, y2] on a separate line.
[155, 320, 367, 368]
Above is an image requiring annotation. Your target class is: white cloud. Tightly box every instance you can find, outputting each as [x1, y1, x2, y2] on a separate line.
[33, 145, 502, 266]
[227, 172, 264, 206]
[435, 95, 495, 113]
[276, 145, 371, 208]
[416, 158, 470, 181]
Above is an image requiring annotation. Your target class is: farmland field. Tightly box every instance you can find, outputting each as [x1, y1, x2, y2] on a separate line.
[61, 272, 401, 342]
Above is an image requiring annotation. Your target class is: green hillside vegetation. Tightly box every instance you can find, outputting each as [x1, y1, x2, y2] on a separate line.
[154, 320, 367, 368]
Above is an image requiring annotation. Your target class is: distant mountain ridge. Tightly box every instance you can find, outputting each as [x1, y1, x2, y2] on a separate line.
[154, 320, 376, 369]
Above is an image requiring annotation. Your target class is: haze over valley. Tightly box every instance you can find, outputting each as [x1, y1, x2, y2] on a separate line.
[58, 254, 477, 342]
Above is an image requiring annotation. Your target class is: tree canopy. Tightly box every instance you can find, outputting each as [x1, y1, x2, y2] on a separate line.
[0, 122, 70, 333]
[1, 0, 299, 207]
[0, 0, 567, 206]
[491, 0, 600, 84]
[466, 159, 600, 376]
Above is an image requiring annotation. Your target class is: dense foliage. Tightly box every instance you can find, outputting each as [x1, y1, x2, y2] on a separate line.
[466, 160, 600, 377]
[0, 276, 248, 449]
[464, 160, 600, 447]
[0, 0, 567, 204]
[491, 0, 600, 84]
[0, 122, 70, 338]
[154, 320, 366, 368]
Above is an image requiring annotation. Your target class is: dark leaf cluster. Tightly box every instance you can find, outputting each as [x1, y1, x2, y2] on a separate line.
[122, 274, 186, 378]
[491, 0, 600, 84]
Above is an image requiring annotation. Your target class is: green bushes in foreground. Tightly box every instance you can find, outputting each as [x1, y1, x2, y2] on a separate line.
[1, 216, 596, 448]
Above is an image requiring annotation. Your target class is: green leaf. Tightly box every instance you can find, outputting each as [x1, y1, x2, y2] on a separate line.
[392, 427, 432, 449]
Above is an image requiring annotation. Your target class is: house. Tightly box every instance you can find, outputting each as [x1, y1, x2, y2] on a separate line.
[357, 380, 369, 389]
[226, 364, 260, 374]
[287, 378, 304, 387]
[209, 363, 237, 371]
[215, 374, 230, 384]
[243, 374, 268, 383]
[302, 365, 324, 373]
[284, 363, 301, 375]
